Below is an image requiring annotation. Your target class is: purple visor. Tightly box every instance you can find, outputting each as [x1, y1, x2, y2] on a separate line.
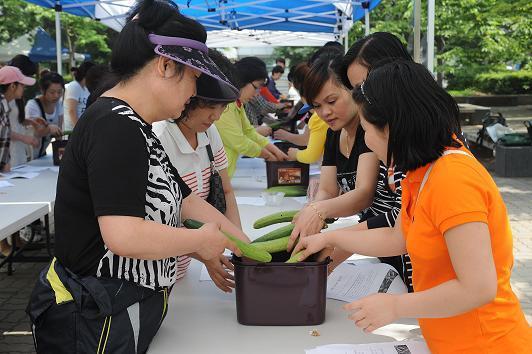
[149, 34, 239, 102]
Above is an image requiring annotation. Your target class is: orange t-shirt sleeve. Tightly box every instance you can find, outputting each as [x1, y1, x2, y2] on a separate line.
[423, 160, 489, 234]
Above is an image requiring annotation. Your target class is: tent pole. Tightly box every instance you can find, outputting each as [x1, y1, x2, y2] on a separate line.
[55, 0, 62, 75]
[364, 9, 370, 36]
[427, 0, 435, 74]
[413, 0, 421, 63]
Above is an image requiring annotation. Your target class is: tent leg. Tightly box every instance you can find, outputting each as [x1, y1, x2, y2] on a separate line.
[364, 8, 370, 36]
[427, 0, 435, 75]
[55, 1, 62, 75]
[413, 0, 421, 63]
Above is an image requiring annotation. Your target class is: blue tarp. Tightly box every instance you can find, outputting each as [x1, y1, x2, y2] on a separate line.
[24, 0, 382, 33]
[28, 27, 68, 62]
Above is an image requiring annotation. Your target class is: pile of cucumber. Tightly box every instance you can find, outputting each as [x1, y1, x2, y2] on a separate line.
[183, 210, 304, 263]
[264, 185, 307, 197]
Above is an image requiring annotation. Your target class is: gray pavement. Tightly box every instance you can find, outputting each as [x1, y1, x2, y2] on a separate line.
[1, 156, 531, 353]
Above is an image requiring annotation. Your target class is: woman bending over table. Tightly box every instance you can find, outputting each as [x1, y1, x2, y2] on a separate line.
[153, 49, 242, 292]
[287, 49, 406, 283]
[27, 1, 248, 352]
[292, 60, 531, 353]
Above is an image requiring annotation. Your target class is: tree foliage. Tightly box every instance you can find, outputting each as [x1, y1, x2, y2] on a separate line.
[0, 0, 114, 64]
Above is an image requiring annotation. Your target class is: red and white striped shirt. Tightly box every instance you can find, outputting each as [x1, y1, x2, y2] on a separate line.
[153, 121, 229, 280]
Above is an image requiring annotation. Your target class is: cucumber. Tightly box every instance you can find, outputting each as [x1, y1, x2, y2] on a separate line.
[286, 251, 306, 263]
[251, 236, 290, 253]
[253, 210, 299, 229]
[62, 130, 73, 136]
[265, 185, 307, 197]
[251, 223, 295, 243]
[182, 219, 272, 263]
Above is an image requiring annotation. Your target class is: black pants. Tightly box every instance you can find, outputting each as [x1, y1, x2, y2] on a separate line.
[27, 259, 170, 354]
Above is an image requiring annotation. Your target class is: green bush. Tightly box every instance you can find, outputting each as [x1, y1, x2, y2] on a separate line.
[475, 71, 532, 94]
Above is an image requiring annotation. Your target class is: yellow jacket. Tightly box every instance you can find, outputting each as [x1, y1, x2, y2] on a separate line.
[215, 101, 269, 177]
[296, 113, 328, 164]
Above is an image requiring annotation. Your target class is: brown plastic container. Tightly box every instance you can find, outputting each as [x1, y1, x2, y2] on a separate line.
[52, 139, 68, 166]
[232, 252, 329, 326]
[265, 160, 309, 188]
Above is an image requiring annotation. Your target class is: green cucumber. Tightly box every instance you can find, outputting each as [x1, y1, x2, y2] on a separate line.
[286, 250, 306, 263]
[251, 236, 290, 253]
[251, 223, 295, 243]
[182, 219, 272, 263]
[62, 130, 73, 136]
[265, 185, 307, 197]
[253, 210, 299, 229]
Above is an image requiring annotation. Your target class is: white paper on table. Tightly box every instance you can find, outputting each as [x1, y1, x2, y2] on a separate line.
[11, 165, 50, 173]
[327, 263, 407, 303]
[0, 171, 39, 179]
[0, 180, 15, 188]
[48, 166, 59, 173]
[305, 340, 430, 354]
[235, 196, 265, 206]
[292, 196, 308, 205]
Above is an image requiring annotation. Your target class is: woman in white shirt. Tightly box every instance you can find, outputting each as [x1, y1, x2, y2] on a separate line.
[63, 62, 94, 131]
[153, 49, 241, 291]
[25, 72, 64, 158]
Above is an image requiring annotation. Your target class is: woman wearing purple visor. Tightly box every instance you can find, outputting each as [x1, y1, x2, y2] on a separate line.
[27, 1, 248, 352]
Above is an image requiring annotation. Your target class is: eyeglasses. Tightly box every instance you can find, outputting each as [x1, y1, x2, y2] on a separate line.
[250, 79, 267, 90]
[360, 81, 372, 105]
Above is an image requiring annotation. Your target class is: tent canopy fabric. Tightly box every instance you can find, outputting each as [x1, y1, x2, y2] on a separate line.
[24, 1, 382, 41]
[28, 27, 68, 62]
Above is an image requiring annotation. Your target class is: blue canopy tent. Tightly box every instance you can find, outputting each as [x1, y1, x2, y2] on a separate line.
[28, 27, 68, 63]
[23, 0, 387, 73]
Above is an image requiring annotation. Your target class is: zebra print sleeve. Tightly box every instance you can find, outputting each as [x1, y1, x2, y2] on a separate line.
[366, 170, 405, 229]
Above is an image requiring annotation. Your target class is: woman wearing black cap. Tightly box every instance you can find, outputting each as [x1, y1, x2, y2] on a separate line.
[27, 1, 247, 352]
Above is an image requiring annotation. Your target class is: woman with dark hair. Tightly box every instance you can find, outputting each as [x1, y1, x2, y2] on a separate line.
[153, 49, 242, 292]
[319, 32, 415, 287]
[25, 72, 64, 158]
[214, 56, 287, 177]
[292, 60, 531, 353]
[27, 1, 247, 352]
[286, 52, 381, 251]
[63, 61, 94, 131]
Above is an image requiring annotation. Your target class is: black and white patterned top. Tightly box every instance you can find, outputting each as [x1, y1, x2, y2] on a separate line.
[54, 97, 191, 290]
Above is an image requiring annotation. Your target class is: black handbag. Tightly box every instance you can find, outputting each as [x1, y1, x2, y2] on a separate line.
[205, 133, 227, 214]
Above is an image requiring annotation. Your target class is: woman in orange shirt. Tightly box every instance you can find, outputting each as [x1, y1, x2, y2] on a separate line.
[291, 60, 530, 353]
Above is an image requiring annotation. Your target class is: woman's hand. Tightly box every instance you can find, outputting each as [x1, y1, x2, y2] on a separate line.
[23, 135, 40, 148]
[288, 232, 330, 261]
[287, 203, 326, 251]
[259, 147, 276, 161]
[196, 222, 241, 261]
[204, 254, 235, 293]
[287, 147, 298, 161]
[48, 124, 62, 137]
[273, 129, 290, 141]
[255, 125, 272, 137]
[344, 293, 399, 333]
[266, 144, 288, 161]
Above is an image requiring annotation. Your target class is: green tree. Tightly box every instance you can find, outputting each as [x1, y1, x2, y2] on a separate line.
[0, 0, 114, 65]
[273, 47, 319, 67]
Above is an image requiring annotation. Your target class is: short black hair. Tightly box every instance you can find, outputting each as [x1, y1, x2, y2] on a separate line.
[111, 0, 207, 82]
[288, 62, 310, 97]
[8, 55, 37, 77]
[85, 64, 109, 93]
[303, 51, 343, 105]
[339, 32, 412, 89]
[72, 61, 95, 82]
[352, 60, 461, 172]
[39, 72, 64, 92]
[272, 65, 284, 75]
[234, 57, 267, 88]
[308, 44, 344, 66]
[275, 58, 286, 65]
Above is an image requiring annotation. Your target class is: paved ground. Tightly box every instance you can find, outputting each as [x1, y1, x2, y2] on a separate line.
[1, 107, 531, 352]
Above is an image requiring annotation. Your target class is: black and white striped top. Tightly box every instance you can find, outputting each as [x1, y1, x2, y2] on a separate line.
[54, 97, 192, 290]
[366, 163, 404, 228]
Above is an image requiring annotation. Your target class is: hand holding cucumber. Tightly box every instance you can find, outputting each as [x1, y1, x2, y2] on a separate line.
[290, 232, 329, 263]
[287, 203, 326, 251]
[196, 222, 241, 262]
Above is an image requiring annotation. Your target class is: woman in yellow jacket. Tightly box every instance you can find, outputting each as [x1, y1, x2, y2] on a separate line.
[215, 57, 287, 177]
